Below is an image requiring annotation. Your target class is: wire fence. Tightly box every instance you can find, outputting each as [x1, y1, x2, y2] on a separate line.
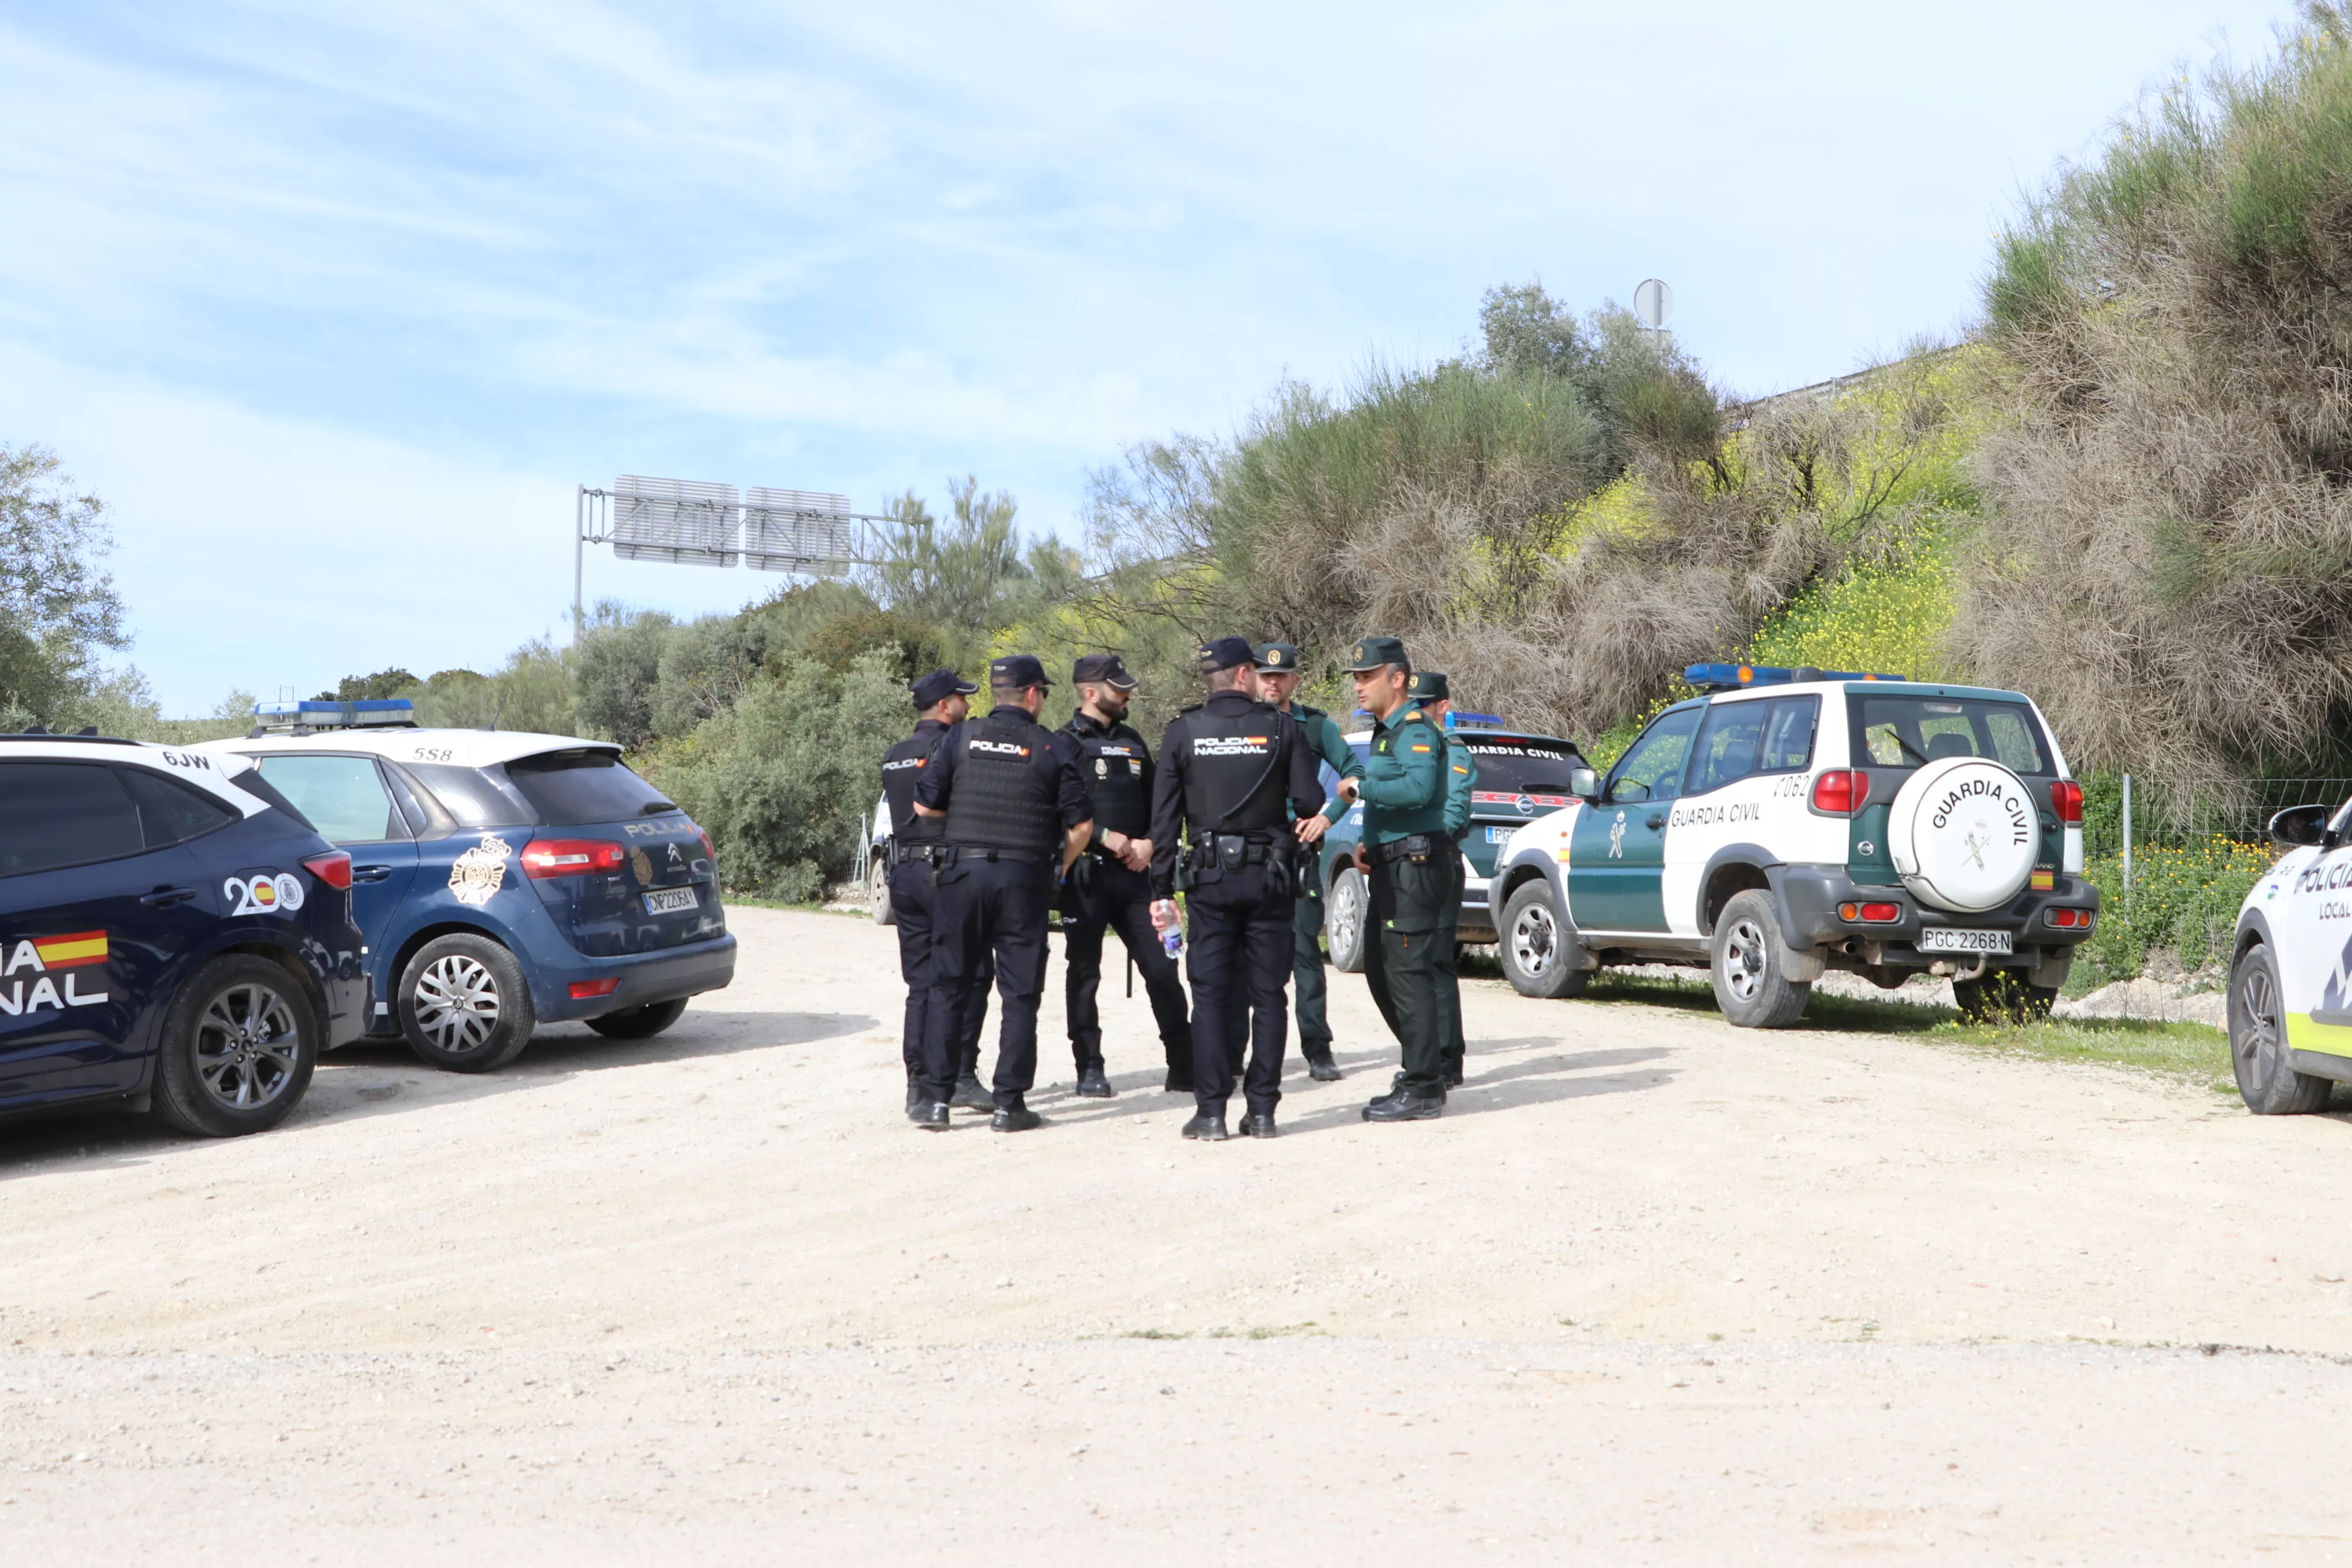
[2080, 775, 2352, 862]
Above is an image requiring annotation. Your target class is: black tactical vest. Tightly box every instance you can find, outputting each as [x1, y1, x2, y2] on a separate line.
[1182, 703, 1293, 840]
[1062, 716, 1151, 837]
[942, 714, 1059, 855]
[881, 723, 946, 843]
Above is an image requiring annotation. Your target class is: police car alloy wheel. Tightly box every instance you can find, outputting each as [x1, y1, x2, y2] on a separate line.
[1498, 881, 1587, 999]
[2228, 942, 2335, 1114]
[398, 933, 536, 1073]
[1326, 867, 1369, 974]
[1883, 756, 2040, 913]
[153, 955, 319, 1139]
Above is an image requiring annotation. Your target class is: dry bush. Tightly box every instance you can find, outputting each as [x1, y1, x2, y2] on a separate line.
[1962, 2, 2352, 790]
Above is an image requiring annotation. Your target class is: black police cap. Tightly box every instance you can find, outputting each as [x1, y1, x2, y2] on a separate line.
[1197, 635, 1256, 672]
[1341, 635, 1411, 673]
[989, 654, 1053, 688]
[1407, 669, 1451, 701]
[909, 668, 979, 709]
[1071, 652, 1138, 690]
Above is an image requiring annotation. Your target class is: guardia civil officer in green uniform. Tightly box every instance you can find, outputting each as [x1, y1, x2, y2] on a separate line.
[1253, 642, 1360, 1081]
[1334, 636, 1451, 1121]
[1409, 669, 1477, 1089]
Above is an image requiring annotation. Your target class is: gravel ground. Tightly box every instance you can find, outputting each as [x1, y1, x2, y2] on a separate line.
[2, 904, 2348, 1563]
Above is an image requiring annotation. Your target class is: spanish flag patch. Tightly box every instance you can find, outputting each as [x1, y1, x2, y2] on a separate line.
[33, 930, 107, 969]
[1410, 744, 1430, 753]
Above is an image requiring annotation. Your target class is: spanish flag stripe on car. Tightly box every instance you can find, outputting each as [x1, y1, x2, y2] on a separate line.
[33, 930, 107, 969]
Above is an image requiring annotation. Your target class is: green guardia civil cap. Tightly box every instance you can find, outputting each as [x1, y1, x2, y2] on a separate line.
[1407, 669, 1450, 701]
[1340, 635, 1410, 673]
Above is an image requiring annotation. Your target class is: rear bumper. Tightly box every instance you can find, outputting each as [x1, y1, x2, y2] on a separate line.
[323, 971, 369, 1049]
[1776, 865, 2100, 968]
[532, 933, 739, 1022]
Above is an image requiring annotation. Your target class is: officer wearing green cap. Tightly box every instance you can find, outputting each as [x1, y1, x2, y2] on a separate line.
[1335, 636, 1451, 1120]
[1409, 668, 1476, 1089]
[1253, 641, 1360, 1082]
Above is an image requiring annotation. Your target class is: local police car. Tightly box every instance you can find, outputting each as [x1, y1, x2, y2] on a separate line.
[1315, 717, 1591, 971]
[0, 731, 366, 1136]
[2224, 799, 2352, 1113]
[197, 700, 735, 1072]
[1487, 665, 2099, 1027]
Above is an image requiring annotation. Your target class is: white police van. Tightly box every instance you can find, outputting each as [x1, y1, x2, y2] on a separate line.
[2224, 798, 2352, 1113]
[1488, 665, 2100, 1027]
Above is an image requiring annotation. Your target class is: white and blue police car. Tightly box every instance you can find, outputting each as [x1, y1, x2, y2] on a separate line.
[1487, 665, 2100, 1027]
[197, 700, 736, 1073]
[2224, 797, 2352, 1113]
[0, 730, 367, 1136]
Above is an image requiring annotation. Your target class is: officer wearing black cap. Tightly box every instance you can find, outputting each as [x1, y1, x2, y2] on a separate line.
[1148, 635, 1327, 1140]
[1254, 641, 1361, 1082]
[1408, 669, 1478, 1090]
[880, 669, 998, 1118]
[912, 654, 1095, 1132]
[1053, 653, 1192, 1096]
[1335, 636, 1451, 1121]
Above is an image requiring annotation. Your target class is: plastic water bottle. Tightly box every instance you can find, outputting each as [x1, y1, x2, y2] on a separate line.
[1162, 922, 1183, 958]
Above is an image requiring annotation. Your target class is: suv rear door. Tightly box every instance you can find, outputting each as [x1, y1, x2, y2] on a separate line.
[0, 760, 220, 1106]
[497, 749, 721, 958]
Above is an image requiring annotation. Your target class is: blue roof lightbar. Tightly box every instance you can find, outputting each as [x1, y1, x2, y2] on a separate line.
[1684, 663, 1906, 693]
[253, 697, 418, 733]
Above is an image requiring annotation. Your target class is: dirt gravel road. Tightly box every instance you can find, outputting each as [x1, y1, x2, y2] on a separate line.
[4, 905, 2350, 1563]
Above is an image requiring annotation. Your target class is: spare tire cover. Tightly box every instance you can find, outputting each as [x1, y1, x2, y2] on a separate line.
[1885, 756, 2039, 913]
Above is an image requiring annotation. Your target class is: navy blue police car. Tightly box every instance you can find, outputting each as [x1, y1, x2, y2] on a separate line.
[0, 731, 367, 1136]
[199, 700, 736, 1073]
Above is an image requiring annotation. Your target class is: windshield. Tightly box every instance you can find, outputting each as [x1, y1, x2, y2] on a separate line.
[1850, 694, 2052, 776]
[1457, 735, 1585, 796]
[504, 750, 678, 827]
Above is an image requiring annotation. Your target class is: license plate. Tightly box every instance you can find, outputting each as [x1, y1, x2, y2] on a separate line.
[642, 887, 697, 916]
[1919, 926, 2011, 955]
[1485, 826, 1514, 843]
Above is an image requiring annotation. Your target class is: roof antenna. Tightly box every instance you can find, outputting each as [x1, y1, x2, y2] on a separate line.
[482, 688, 507, 733]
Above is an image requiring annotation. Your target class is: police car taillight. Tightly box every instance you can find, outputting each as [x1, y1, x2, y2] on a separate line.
[522, 839, 627, 878]
[302, 851, 353, 891]
[2050, 780, 2083, 824]
[696, 828, 717, 867]
[1812, 769, 1867, 815]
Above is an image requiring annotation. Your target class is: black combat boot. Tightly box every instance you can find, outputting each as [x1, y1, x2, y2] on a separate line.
[909, 1101, 950, 1131]
[991, 1103, 1044, 1132]
[1181, 1111, 1230, 1141]
[950, 1074, 995, 1112]
[1305, 1053, 1344, 1082]
[1361, 1090, 1444, 1122]
[1240, 1112, 1278, 1138]
[1074, 1061, 1114, 1098]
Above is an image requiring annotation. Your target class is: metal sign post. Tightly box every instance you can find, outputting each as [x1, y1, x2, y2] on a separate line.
[571, 476, 890, 643]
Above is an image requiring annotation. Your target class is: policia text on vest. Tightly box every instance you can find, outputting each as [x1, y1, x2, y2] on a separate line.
[910, 655, 1094, 1132]
[1148, 636, 1327, 1141]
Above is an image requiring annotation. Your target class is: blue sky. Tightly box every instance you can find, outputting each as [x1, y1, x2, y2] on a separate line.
[0, 0, 2295, 711]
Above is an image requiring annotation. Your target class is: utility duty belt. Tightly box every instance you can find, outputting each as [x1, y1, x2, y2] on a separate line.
[1185, 832, 1293, 873]
[939, 844, 1048, 865]
[891, 838, 943, 866]
[1371, 834, 1438, 865]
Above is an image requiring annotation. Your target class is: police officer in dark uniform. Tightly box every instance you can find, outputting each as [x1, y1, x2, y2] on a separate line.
[1334, 636, 1451, 1122]
[912, 655, 1094, 1132]
[1053, 653, 1193, 1096]
[1147, 636, 1327, 1141]
[880, 669, 997, 1117]
[1408, 669, 1477, 1089]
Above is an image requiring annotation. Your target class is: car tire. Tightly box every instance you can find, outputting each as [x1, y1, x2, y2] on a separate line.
[870, 852, 896, 926]
[1326, 866, 1370, 974]
[2228, 942, 2333, 1114]
[1951, 969, 2059, 1025]
[586, 997, 690, 1040]
[1498, 880, 1588, 999]
[1710, 889, 1811, 1028]
[152, 955, 318, 1138]
[397, 933, 535, 1073]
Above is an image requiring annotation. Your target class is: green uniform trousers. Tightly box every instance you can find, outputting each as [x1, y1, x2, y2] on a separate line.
[1435, 842, 1465, 1083]
[1291, 883, 1331, 1056]
[1363, 850, 1452, 1098]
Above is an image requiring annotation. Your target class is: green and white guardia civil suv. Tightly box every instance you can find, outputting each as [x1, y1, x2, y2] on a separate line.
[1485, 665, 2100, 1028]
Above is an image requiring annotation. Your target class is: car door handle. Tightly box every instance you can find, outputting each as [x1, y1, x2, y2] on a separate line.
[1646, 814, 1666, 831]
[351, 865, 395, 883]
[140, 886, 198, 907]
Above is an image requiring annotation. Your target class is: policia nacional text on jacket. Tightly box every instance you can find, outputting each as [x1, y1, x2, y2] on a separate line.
[909, 655, 1093, 1131]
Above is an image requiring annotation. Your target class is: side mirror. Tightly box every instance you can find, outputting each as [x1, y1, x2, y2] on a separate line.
[1611, 778, 1652, 804]
[2270, 803, 2333, 849]
[1569, 766, 1599, 801]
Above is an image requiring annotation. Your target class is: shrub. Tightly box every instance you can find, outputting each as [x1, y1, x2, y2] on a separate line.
[2077, 837, 2276, 977]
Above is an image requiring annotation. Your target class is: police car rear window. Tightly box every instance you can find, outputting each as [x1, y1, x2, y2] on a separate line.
[1851, 695, 2052, 776]
[407, 763, 535, 828]
[1459, 737, 1584, 796]
[0, 762, 144, 876]
[117, 766, 239, 847]
[504, 750, 678, 828]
